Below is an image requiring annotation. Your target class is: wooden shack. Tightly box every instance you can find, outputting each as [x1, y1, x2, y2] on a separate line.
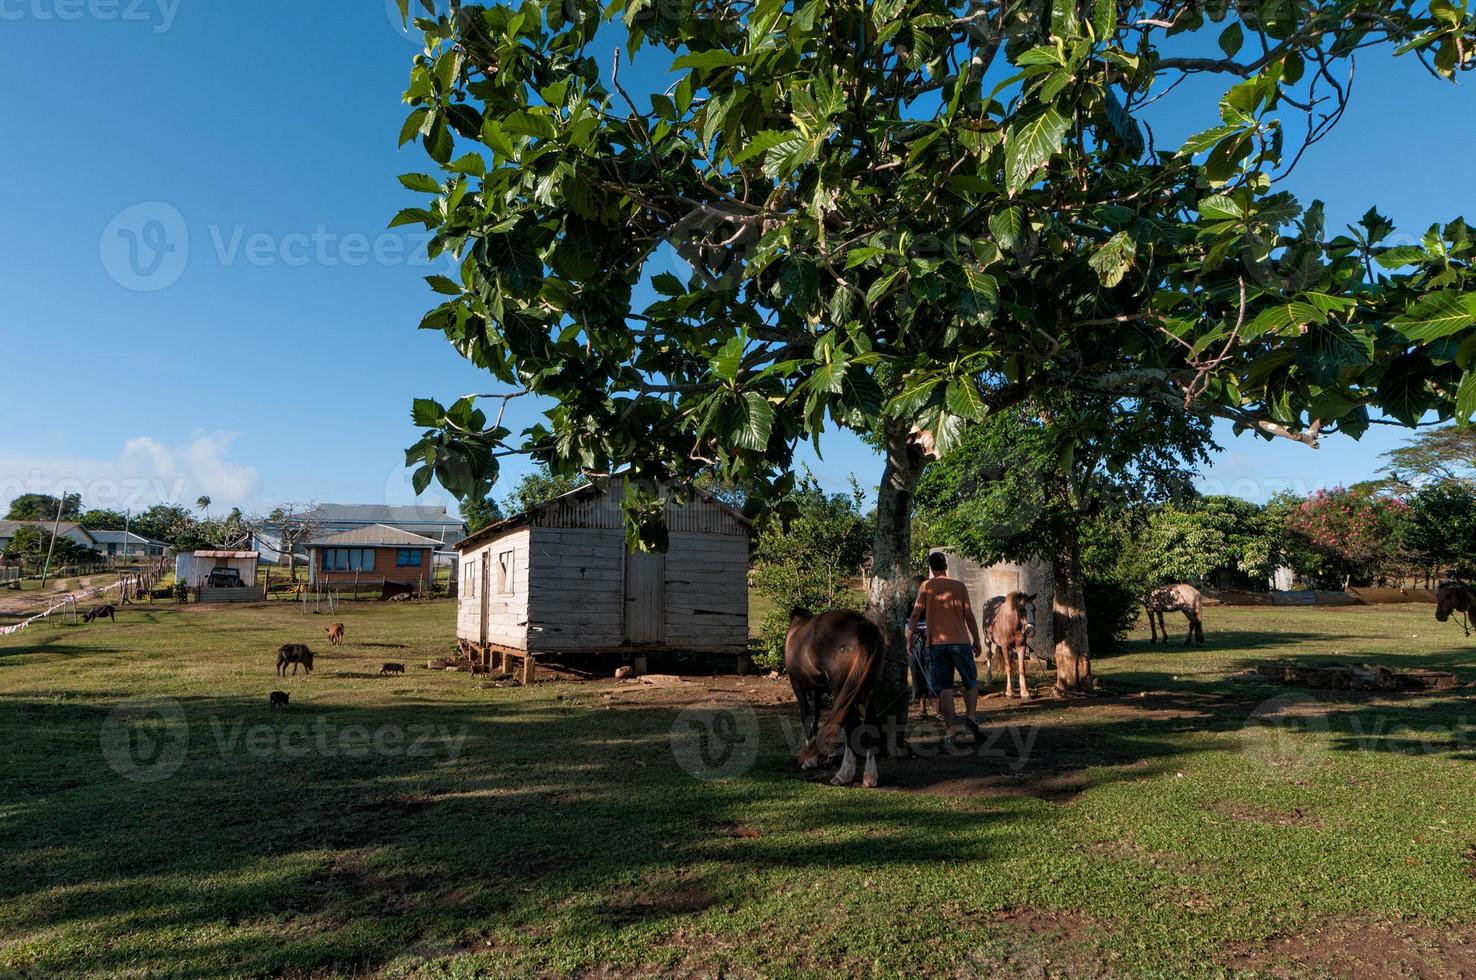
[454, 478, 754, 675]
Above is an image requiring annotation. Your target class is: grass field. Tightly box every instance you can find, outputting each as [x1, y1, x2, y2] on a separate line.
[3, 600, 1476, 976]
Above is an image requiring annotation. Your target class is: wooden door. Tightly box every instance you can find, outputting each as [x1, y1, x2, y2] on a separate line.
[479, 558, 490, 648]
[623, 549, 666, 645]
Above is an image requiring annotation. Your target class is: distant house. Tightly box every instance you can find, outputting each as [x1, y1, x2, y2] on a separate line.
[0, 521, 99, 553]
[251, 503, 466, 566]
[88, 529, 169, 558]
[454, 478, 754, 664]
[305, 524, 440, 591]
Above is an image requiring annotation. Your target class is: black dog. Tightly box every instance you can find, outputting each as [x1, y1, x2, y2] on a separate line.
[379, 662, 406, 676]
[269, 691, 289, 709]
[276, 644, 315, 677]
[83, 605, 116, 624]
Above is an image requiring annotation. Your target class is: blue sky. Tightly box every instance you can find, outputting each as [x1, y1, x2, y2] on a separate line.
[0, 1, 1471, 519]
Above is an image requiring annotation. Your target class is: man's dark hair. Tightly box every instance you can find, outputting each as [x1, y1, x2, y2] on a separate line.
[927, 552, 948, 573]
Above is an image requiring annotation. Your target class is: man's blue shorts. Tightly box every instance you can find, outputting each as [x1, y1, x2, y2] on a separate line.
[929, 643, 978, 691]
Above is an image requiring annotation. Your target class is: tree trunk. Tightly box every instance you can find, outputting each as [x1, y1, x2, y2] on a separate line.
[1052, 524, 1092, 693]
[867, 425, 924, 757]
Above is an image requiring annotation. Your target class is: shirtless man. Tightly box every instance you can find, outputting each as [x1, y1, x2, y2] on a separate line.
[906, 552, 985, 743]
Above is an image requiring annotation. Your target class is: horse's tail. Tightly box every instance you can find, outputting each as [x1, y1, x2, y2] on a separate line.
[798, 619, 883, 767]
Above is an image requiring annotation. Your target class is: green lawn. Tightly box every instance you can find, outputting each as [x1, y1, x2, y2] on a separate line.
[2, 601, 1475, 976]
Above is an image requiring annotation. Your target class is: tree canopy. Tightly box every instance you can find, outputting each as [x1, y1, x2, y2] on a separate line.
[6, 493, 81, 523]
[398, 0, 1475, 514]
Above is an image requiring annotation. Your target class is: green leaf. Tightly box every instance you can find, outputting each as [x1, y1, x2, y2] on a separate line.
[1377, 357, 1430, 426]
[1092, 0, 1116, 38]
[425, 275, 462, 296]
[398, 173, 442, 194]
[1457, 370, 1476, 424]
[1243, 301, 1325, 339]
[944, 380, 985, 420]
[1087, 231, 1136, 287]
[411, 398, 445, 427]
[1218, 21, 1244, 57]
[651, 272, 685, 297]
[1392, 292, 1476, 342]
[710, 335, 745, 381]
[1177, 124, 1242, 157]
[734, 392, 775, 451]
[989, 207, 1023, 248]
[732, 129, 795, 165]
[1198, 194, 1243, 221]
[1004, 106, 1070, 196]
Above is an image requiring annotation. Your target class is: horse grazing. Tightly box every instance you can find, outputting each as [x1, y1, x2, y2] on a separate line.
[325, 622, 345, 646]
[276, 643, 315, 677]
[82, 605, 116, 624]
[1144, 584, 1204, 645]
[785, 608, 885, 788]
[982, 592, 1038, 698]
[1435, 581, 1476, 635]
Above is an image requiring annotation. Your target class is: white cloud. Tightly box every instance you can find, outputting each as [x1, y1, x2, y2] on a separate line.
[0, 432, 261, 514]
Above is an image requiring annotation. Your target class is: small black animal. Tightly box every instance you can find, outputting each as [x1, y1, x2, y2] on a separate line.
[269, 691, 289, 709]
[276, 643, 315, 677]
[379, 662, 406, 676]
[83, 605, 116, 624]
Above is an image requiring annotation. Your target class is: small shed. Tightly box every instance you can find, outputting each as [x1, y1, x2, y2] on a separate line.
[454, 478, 754, 665]
[306, 524, 439, 591]
[176, 550, 260, 589]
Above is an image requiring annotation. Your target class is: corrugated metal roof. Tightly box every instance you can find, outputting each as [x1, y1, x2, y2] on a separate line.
[192, 551, 259, 559]
[455, 477, 754, 552]
[306, 503, 456, 523]
[309, 524, 443, 548]
[0, 520, 96, 543]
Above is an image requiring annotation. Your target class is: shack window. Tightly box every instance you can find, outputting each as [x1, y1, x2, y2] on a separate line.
[396, 548, 424, 568]
[497, 550, 515, 594]
[464, 559, 477, 597]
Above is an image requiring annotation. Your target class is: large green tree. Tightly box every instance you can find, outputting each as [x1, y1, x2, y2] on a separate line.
[6, 493, 81, 522]
[395, 0, 1475, 701]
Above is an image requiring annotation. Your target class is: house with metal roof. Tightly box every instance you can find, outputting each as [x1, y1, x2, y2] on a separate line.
[250, 503, 466, 566]
[305, 524, 441, 591]
[0, 521, 99, 553]
[88, 529, 170, 558]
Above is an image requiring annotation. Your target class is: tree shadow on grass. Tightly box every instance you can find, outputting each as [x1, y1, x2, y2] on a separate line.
[0, 684, 1244, 977]
[3, 672, 1471, 977]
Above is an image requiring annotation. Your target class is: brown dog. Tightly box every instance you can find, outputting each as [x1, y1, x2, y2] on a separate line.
[276, 644, 315, 677]
[325, 622, 345, 646]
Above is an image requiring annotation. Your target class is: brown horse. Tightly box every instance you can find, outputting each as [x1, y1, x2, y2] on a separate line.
[1435, 581, 1476, 635]
[1144, 584, 1205, 645]
[982, 592, 1038, 698]
[785, 608, 886, 787]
